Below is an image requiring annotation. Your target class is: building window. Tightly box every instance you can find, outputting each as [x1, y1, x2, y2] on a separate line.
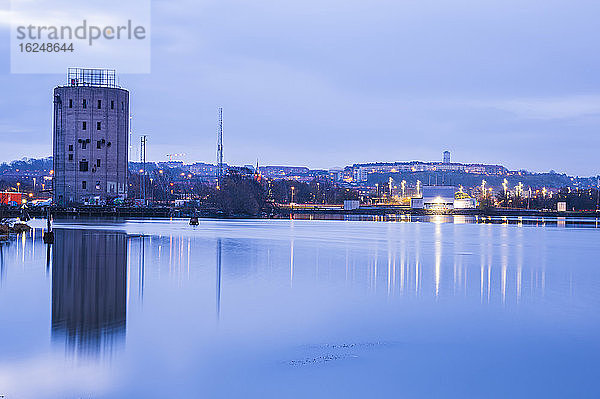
[69, 99, 73, 108]
[68, 154, 73, 161]
[68, 144, 73, 151]
[111, 100, 114, 109]
[96, 159, 101, 167]
[97, 140, 101, 149]
[82, 121, 87, 130]
[82, 141, 87, 149]
[97, 122, 101, 130]
[97, 100, 102, 109]
[121, 101, 124, 110]
[83, 99, 87, 109]
[82, 181, 87, 189]
[79, 160, 88, 172]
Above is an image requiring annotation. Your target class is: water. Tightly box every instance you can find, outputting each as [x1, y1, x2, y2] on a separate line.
[1, 218, 599, 398]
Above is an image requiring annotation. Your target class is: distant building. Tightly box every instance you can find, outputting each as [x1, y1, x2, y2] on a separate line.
[410, 197, 424, 209]
[162, 161, 185, 168]
[454, 192, 477, 209]
[464, 164, 506, 175]
[329, 169, 344, 181]
[343, 199, 360, 210]
[351, 160, 507, 182]
[422, 186, 456, 210]
[436, 163, 465, 172]
[259, 166, 310, 179]
[0, 192, 23, 206]
[189, 162, 219, 178]
[228, 165, 254, 177]
[443, 151, 451, 164]
[53, 68, 129, 205]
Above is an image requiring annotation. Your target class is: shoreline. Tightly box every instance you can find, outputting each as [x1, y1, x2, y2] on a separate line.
[1, 206, 599, 220]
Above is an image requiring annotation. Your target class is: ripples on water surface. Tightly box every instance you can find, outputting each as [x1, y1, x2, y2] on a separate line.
[1, 218, 599, 398]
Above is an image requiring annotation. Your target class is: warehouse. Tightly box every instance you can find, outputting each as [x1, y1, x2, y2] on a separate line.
[422, 186, 456, 210]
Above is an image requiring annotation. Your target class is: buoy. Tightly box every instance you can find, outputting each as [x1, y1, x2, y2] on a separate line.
[43, 231, 54, 244]
[43, 208, 54, 244]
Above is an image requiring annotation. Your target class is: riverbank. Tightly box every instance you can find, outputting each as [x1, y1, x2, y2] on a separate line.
[1, 205, 599, 220]
[0, 221, 31, 240]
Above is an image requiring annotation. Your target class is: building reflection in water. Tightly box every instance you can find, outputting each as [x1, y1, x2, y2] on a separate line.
[52, 229, 127, 357]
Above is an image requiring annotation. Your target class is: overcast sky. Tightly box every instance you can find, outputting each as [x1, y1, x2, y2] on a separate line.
[1, 0, 599, 175]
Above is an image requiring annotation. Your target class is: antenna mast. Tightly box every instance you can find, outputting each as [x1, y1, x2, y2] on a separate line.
[216, 107, 223, 189]
[140, 135, 147, 203]
[129, 114, 133, 162]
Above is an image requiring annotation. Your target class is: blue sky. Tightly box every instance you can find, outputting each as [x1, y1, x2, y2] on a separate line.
[1, 0, 600, 175]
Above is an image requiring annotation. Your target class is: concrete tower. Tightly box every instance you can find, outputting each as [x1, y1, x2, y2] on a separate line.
[443, 150, 451, 164]
[53, 68, 129, 205]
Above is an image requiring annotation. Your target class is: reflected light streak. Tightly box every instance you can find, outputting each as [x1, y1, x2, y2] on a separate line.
[501, 264, 507, 304]
[290, 238, 294, 288]
[480, 263, 484, 303]
[187, 237, 190, 280]
[400, 244, 405, 293]
[216, 238, 222, 320]
[435, 223, 442, 298]
[387, 242, 391, 297]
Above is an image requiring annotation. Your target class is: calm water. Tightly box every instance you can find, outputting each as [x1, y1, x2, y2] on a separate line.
[1, 218, 600, 398]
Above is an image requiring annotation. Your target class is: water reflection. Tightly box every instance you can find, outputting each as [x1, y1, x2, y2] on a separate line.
[0, 242, 5, 284]
[1, 219, 598, 397]
[291, 213, 600, 227]
[216, 238, 222, 320]
[51, 229, 127, 357]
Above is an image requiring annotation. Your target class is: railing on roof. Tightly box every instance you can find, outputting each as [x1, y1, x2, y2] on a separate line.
[66, 68, 119, 88]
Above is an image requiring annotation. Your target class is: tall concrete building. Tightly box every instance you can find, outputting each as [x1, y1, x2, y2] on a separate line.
[53, 68, 129, 205]
[443, 150, 451, 164]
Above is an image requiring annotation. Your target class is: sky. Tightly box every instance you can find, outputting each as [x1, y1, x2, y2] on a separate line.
[0, 0, 599, 176]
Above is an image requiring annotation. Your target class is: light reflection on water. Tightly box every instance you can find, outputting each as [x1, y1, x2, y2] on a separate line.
[0, 218, 599, 398]
[293, 213, 600, 227]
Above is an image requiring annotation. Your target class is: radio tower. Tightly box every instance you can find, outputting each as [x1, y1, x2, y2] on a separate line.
[216, 107, 223, 189]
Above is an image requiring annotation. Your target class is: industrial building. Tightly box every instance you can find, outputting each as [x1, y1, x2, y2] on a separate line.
[454, 192, 477, 209]
[0, 192, 23, 206]
[410, 186, 477, 210]
[421, 186, 457, 210]
[53, 68, 129, 205]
